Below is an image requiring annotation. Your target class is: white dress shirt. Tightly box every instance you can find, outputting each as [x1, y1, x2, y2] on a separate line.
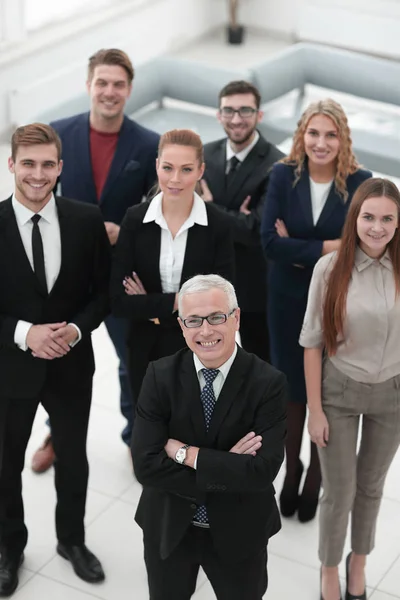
[12, 195, 81, 350]
[143, 192, 208, 293]
[192, 344, 238, 469]
[309, 177, 333, 225]
[225, 131, 260, 173]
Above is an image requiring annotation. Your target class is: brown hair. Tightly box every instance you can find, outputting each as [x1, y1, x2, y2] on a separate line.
[219, 80, 261, 109]
[11, 123, 62, 161]
[283, 99, 359, 201]
[158, 129, 204, 165]
[323, 178, 400, 355]
[88, 48, 134, 83]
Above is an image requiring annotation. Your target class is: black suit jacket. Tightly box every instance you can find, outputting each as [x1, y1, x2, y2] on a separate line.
[51, 113, 159, 224]
[0, 196, 111, 399]
[110, 200, 235, 340]
[203, 134, 284, 313]
[132, 346, 287, 563]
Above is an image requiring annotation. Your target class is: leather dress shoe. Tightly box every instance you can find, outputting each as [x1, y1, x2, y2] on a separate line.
[31, 435, 55, 473]
[298, 490, 319, 523]
[345, 552, 366, 600]
[0, 553, 24, 597]
[279, 459, 304, 517]
[57, 543, 105, 583]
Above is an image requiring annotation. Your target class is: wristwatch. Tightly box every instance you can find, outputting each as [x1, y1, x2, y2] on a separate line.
[175, 444, 190, 465]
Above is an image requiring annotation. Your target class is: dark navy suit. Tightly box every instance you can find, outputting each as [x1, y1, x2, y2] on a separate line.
[51, 112, 160, 443]
[261, 162, 372, 403]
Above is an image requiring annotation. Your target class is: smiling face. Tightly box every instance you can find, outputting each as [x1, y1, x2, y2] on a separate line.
[218, 93, 263, 149]
[304, 114, 340, 170]
[87, 64, 132, 126]
[156, 144, 204, 203]
[8, 143, 62, 211]
[178, 288, 240, 368]
[357, 195, 398, 258]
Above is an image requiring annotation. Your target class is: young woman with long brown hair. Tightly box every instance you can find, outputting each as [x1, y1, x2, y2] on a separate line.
[261, 99, 372, 523]
[111, 129, 235, 405]
[300, 178, 400, 600]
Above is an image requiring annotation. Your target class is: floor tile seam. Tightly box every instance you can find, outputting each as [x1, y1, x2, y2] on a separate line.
[29, 572, 107, 599]
[85, 496, 119, 528]
[374, 551, 400, 591]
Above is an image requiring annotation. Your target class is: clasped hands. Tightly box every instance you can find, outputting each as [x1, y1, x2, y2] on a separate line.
[27, 322, 78, 360]
[199, 180, 251, 215]
[164, 431, 263, 469]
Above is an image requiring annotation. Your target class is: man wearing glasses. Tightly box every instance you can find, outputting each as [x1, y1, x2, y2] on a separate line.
[201, 81, 283, 362]
[132, 274, 287, 600]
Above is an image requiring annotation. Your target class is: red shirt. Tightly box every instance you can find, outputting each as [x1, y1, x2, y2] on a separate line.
[90, 127, 119, 201]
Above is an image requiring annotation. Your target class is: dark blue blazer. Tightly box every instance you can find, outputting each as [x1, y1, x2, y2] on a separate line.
[261, 162, 372, 299]
[51, 113, 160, 225]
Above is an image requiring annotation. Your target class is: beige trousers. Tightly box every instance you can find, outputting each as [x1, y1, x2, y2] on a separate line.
[318, 359, 400, 566]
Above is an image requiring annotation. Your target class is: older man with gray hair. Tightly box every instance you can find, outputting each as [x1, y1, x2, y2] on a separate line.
[132, 274, 287, 600]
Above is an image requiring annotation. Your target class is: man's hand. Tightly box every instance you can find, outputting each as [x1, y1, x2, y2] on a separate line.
[239, 195, 251, 215]
[104, 221, 120, 245]
[199, 179, 213, 203]
[230, 431, 262, 456]
[27, 322, 70, 360]
[51, 324, 79, 347]
[164, 439, 199, 469]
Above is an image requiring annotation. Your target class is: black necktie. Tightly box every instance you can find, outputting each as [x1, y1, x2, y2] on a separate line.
[194, 368, 220, 525]
[226, 155, 240, 188]
[31, 214, 48, 294]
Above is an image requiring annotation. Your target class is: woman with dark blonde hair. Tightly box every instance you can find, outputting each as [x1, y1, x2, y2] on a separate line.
[111, 128, 234, 402]
[261, 99, 372, 523]
[300, 178, 400, 600]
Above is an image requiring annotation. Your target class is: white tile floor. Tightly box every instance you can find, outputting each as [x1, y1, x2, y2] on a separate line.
[3, 26, 400, 600]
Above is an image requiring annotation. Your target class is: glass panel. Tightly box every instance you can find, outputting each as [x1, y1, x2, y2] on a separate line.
[24, 0, 112, 31]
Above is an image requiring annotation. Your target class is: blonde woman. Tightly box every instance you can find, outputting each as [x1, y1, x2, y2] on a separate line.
[260, 99, 371, 523]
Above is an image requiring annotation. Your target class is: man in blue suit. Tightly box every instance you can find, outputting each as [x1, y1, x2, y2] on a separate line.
[31, 49, 160, 472]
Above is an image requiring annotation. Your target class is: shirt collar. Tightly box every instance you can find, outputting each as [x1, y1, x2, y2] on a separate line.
[355, 245, 393, 272]
[193, 344, 238, 382]
[143, 192, 208, 230]
[12, 194, 57, 226]
[226, 130, 260, 164]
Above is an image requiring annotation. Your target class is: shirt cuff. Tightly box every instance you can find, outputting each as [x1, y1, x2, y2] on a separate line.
[68, 323, 82, 347]
[193, 452, 198, 470]
[14, 320, 33, 351]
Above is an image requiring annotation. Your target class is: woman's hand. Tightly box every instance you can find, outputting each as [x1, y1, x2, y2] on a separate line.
[123, 272, 147, 295]
[308, 409, 329, 448]
[275, 218, 289, 238]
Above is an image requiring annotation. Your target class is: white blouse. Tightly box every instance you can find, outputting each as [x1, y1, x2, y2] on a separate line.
[309, 177, 333, 225]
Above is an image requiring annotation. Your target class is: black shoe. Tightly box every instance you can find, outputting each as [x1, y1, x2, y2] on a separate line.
[298, 490, 319, 523]
[279, 460, 304, 517]
[345, 552, 366, 600]
[0, 553, 24, 597]
[57, 543, 105, 583]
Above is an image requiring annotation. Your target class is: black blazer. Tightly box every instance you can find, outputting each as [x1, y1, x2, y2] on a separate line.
[132, 346, 287, 563]
[203, 134, 284, 312]
[0, 196, 111, 399]
[51, 113, 160, 224]
[110, 199, 235, 334]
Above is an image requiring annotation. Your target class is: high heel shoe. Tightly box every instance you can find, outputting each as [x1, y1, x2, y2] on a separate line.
[298, 489, 320, 523]
[345, 552, 366, 600]
[279, 459, 303, 517]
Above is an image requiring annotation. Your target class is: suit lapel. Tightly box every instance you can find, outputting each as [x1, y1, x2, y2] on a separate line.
[206, 142, 227, 206]
[225, 136, 271, 208]
[316, 181, 343, 229]
[48, 198, 74, 298]
[0, 199, 46, 297]
[206, 347, 248, 446]
[138, 219, 163, 292]
[179, 224, 207, 287]
[100, 116, 136, 205]
[180, 352, 208, 445]
[74, 113, 97, 203]
[295, 169, 314, 230]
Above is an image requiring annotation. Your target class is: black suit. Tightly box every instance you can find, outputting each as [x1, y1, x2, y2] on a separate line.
[132, 347, 287, 599]
[0, 196, 111, 557]
[203, 134, 284, 361]
[111, 200, 235, 401]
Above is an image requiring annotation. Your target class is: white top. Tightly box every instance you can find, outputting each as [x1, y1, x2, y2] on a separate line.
[192, 344, 238, 469]
[12, 194, 81, 351]
[225, 131, 260, 173]
[309, 177, 333, 225]
[143, 192, 208, 293]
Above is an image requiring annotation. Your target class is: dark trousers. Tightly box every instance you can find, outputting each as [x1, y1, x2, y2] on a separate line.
[104, 314, 134, 444]
[0, 382, 92, 558]
[144, 526, 268, 600]
[239, 311, 270, 363]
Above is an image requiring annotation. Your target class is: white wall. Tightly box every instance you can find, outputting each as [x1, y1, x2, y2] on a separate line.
[244, 0, 400, 58]
[0, 0, 226, 138]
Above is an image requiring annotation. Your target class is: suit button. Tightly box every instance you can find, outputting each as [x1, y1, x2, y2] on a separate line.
[190, 504, 197, 509]
[221, 485, 227, 491]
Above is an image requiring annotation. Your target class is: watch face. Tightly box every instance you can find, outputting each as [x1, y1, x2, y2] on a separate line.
[176, 448, 186, 464]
